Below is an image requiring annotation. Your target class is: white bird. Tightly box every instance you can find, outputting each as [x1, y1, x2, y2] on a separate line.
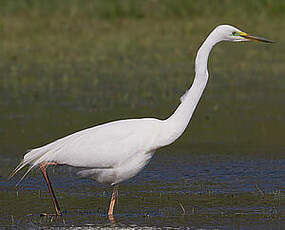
[10, 25, 273, 218]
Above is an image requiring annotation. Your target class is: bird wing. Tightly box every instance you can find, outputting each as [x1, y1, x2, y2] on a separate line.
[36, 118, 162, 169]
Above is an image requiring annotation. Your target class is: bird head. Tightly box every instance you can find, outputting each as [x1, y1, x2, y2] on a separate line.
[214, 25, 274, 43]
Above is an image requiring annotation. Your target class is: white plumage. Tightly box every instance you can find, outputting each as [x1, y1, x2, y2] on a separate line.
[10, 25, 273, 217]
[14, 118, 165, 184]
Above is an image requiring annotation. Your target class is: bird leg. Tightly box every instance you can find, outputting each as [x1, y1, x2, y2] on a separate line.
[40, 162, 61, 216]
[108, 184, 119, 216]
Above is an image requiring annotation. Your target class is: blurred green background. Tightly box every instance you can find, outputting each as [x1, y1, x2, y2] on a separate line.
[0, 0, 284, 156]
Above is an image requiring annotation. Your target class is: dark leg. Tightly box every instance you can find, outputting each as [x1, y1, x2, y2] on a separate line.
[40, 162, 61, 216]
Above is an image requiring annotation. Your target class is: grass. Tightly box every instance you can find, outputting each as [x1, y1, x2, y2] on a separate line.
[0, 17, 283, 107]
[1, 0, 285, 19]
[1, 183, 284, 227]
[0, 4, 284, 227]
[0, 1, 284, 155]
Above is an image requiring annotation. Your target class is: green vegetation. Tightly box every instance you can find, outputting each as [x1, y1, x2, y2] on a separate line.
[0, 3, 284, 227]
[1, 0, 285, 19]
[1, 180, 284, 227]
[0, 0, 284, 154]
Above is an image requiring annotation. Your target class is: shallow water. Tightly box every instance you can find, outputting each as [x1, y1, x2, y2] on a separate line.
[0, 13, 284, 228]
[0, 83, 285, 229]
[1, 149, 284, 229]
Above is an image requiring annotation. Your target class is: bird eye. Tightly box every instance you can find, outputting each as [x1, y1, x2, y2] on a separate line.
[232, 31, 239, 36]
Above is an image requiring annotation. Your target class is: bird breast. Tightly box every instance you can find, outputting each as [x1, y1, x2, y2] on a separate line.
[77, 150, 155, 185]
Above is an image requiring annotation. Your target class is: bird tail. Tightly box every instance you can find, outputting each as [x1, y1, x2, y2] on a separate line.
[9, 147, 49, 186]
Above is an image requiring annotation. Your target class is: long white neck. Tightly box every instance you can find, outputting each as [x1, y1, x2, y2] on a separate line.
[159, 29, 222, 147]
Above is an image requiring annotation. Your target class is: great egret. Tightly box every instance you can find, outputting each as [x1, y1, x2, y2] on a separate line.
[10, 25, 273, 217]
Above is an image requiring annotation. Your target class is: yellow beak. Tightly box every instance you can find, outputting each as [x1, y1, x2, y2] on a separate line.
[239, 31, 275, 43]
